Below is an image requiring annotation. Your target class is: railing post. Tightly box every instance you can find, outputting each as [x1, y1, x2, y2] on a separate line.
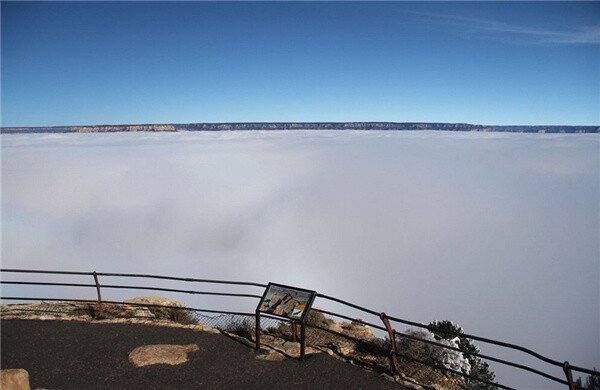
[255, 309, 261, 351]
[563, 361, 576, 390]
[380, 312, 400, 374]
[92, 271, 104, 318]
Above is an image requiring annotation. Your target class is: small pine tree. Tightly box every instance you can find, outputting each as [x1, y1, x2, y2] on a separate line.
[575, 373, 600, 390]
[428, 320, 497, 390]
[583, 371, 600, 390]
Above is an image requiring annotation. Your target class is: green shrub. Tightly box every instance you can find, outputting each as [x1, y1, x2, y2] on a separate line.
[576, 371, 600, 390]
[228, 316, 254, 335]
[306, 309, 335, 328]
[147, 305, 196, 325]
[70, 305, 95, 317]
[170, 308, 197, 325]
[428, 320, 497, 390]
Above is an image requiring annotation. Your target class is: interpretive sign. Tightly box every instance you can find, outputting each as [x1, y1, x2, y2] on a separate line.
[257, 283, 316, 321]
[255, 283, 317, 359]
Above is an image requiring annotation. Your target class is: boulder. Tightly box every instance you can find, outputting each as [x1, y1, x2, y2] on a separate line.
[128, 344, 199, 367]
[254, 334, 319, 358]
[328, 322, 344, 333]
[121, 297, 196, 324]
[255, 350, 286, 361]
[123, 297, 183, 308]
[0, 369, 31, 390]
[123, 297, 187, 320]
[138, 308, 157, 317]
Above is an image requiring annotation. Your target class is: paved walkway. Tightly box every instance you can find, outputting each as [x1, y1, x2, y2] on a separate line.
[1, 319, 404, 389]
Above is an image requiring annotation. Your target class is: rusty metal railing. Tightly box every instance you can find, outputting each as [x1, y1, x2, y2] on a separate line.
[1, 268, 598, 389]
[0, 268, 265, 321]
[315, 293, 598, 390]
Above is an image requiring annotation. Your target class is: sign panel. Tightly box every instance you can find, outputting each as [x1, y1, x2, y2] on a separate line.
[257, 283, 316, 321]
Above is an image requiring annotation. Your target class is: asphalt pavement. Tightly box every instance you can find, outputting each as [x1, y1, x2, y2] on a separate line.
[1, 319, 404, 389]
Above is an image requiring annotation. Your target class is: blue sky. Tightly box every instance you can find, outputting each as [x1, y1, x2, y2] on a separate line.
[1, 1, 599, 127]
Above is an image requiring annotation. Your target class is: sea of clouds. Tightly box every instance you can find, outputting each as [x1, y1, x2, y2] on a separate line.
[2, 130, 598, 388]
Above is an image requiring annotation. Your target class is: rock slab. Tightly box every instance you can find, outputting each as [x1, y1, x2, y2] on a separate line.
[254, 350, 286, 361]
[0, 369, 31, 390]
[123, 297, 183, 308]
[128, 344, 199, 367]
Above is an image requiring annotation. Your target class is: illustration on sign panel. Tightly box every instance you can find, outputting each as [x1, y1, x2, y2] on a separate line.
[258, 284, 314, 320]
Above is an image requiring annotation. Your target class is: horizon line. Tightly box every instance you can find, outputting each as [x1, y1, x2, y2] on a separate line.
[2, 121, 599, 130]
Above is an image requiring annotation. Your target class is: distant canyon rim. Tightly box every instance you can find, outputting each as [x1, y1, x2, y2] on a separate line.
[1, 121, 598, 133]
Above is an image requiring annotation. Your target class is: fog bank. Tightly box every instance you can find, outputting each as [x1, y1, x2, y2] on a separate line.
[2, 131, 598, 388]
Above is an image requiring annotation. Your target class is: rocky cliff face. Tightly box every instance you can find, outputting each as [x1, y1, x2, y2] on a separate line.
[78, 124, 175, 133]
[1, 124, 176, 133]
[175, 122, 488, 131]
[2, 122, 598, 133]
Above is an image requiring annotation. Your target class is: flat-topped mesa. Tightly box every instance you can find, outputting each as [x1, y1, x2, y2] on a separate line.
[1, 124, 176, 133]
[1, 122, 598, 133]
[175, 122, 490, 131]
[78, 124, 176, 133]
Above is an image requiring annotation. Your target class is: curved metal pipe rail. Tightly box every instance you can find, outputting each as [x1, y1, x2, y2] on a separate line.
[0, 280, 263, 299]
[0, 268, 267, 288]
[316, 291, 599, 379]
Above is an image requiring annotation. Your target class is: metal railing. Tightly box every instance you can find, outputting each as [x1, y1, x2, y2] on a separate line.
[314, 293, 598, 390]
[1, 268, 598, 390]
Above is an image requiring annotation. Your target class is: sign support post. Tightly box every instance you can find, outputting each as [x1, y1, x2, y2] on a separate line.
[301, 318, 306, 360]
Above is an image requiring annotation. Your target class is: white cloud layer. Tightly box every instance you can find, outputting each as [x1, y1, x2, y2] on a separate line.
[2, 131, 598, 388]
